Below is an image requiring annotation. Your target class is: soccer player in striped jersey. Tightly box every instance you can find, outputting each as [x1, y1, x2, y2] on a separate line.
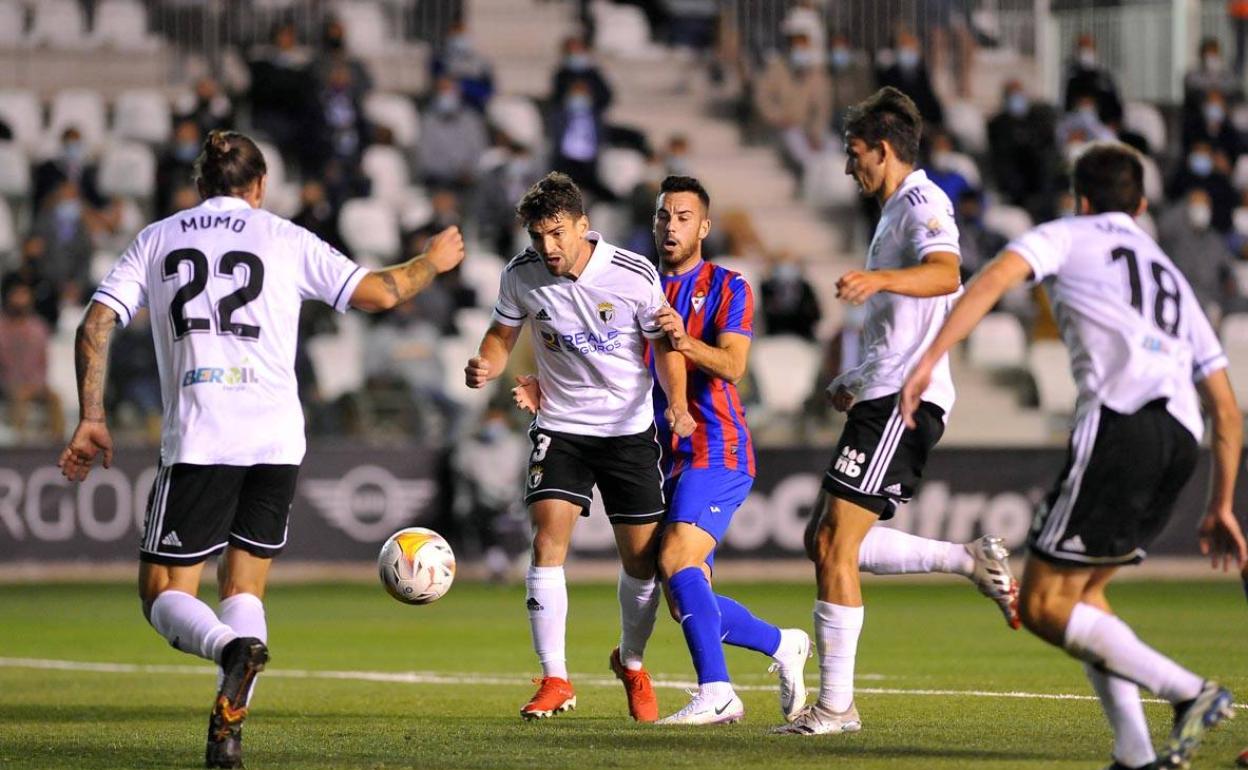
[902, 142, 1245, 770]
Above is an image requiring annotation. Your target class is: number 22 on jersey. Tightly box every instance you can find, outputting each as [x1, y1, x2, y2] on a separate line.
[163, 248, 265, 340]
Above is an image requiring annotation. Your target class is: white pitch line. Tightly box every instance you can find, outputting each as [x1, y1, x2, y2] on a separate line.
[1, 657, 1244, 711]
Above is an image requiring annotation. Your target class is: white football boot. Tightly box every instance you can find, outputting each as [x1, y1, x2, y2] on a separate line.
[966, 535, 1021, 629]
[657, 687, 745, 725]
[767, 628, 811, 722]
[770, 701, 862, 735]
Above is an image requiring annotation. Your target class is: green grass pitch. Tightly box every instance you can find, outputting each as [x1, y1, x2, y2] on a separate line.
[1, 578, 1244, 769]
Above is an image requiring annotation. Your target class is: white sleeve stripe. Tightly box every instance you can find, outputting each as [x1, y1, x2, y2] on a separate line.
[494, 306, 525, 321]
[1193, 353, 1229, 378]
[92, 290, 132, 325]
[916, 242, 960, 255]
[491, 309, 525, 327]
[332, 265, 366, 310]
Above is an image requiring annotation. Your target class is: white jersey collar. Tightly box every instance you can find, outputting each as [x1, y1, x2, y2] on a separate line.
[575, 231, 612, 281]
[200, 196, 252, 211]
[885, 169, 928, 206]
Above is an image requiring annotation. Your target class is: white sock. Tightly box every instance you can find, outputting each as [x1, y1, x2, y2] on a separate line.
[148, 590, 237, 664]
[814, 601, 864, 713]
[1084, 662, 1156, 768]
[858, 527, 973, 576]
[526, 565, 569, 680]
[219, 593, 267, 642]
[617, 570, 659, 671]
[1064, 602, 1203, 704]
[698, 680, 735, 699]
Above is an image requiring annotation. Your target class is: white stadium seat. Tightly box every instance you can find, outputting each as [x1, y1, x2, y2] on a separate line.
[1028, 339, 1077, 415]
[253, 140, 299, 217]
[1221, 313, 1248, 408]
[0, 197, 15, 258]
[592, 1, 659, 59]
[307, 313, 365, 400]
[486, 95, 543, 150]
[339, 198, 399, 266]
[0, 142, 31, 198]
[968, 313, 1027, 372]
[1124, 101, 1166, 154]
[942, 150, 982, 189]
[437, 335, 492, 412]
[97, 141, 156, 199]
[983, 203, 1033, 240]
[0, 90, 43, 152]
[361, 144, 413, 208]
[333, 1, 391, 55]
[47, 89, 108, 152]
[1232, 262, 1248, 296]
[0, 0, 24, 46]
[458, 252, 504, 307]
[597, 147, 647, 199]
[751, 335, 820, 414]
[803, 151, 858, 207]
[453, 307, 492, 343]
[1140, 153, 1163, 201]
[363, 93, 420, 148]
[113, 89, 172, 145]
[92, 0, 160, 51]
[28, 0, 87, 48]
[945, 100, 987, 155]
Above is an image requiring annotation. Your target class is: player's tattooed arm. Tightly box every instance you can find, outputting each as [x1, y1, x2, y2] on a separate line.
[351, 226, 465, 312]
[75, 301, 119, 422]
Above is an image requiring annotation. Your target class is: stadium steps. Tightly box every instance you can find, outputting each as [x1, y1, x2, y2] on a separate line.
[469, 0, 572, 97]
[942, 352, 1057, 446]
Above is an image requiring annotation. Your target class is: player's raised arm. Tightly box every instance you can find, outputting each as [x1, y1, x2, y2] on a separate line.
[349, 226, 465, 312]
[899, 249, 1034, 427]
[58, 301, 119, 481]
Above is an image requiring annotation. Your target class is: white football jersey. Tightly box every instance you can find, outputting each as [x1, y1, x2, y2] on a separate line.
[833, 169, 962, 415]
[492, 232, 667, 436]
[92, 196, 367, 465]
[1009, 212, 1227, 441]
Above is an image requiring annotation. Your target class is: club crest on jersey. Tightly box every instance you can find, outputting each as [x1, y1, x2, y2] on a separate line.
[528, 464, 543, 488]
[925, 217, 943, 238]
[597, 302, 615, 323]
[691, 292, 706, 313]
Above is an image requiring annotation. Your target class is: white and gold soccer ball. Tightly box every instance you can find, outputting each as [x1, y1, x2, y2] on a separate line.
[377, 527, 456, 605]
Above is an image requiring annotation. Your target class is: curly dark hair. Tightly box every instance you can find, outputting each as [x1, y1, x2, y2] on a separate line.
[516, 172, 585, 226]
[843, 86, 923, 165]
[659, 175, 710, 210]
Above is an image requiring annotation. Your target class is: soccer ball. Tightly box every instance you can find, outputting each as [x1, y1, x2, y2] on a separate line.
[377, 527, 456, 605]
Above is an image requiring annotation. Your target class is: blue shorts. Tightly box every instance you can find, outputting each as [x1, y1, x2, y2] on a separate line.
[663, 468, 754, 562]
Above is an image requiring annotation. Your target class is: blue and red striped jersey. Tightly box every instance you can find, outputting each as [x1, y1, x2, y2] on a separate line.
[649, 260, 756, 478]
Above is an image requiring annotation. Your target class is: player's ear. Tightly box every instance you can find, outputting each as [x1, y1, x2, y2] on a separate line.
[575, 214, 589, 236]
[698, 217, 710, 240]
[1077, 195, 1092, 215]
[253, 175, 267, 208]
[1134, 196, 1148, 217]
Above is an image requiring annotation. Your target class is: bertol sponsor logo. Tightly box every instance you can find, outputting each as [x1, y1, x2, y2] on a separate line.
[302, 465, 435, 542]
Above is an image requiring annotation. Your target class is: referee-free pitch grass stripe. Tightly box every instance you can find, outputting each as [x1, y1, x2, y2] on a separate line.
[2, 656, 1244, 710]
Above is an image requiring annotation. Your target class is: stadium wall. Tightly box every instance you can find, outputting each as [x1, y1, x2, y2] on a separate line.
[0, 445, 1238, 562]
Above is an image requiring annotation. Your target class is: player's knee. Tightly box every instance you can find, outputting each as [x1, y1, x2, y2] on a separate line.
[657, 538, 698, 580]
[531, 529, 570, 567]
[813, 519, 857, 566]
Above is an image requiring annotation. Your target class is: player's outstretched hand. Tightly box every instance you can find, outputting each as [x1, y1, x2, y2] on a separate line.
[1197, 508, 1248, 571]
[513, 375, 541, 414]
[656, 306, 691, 352]
[57, 419, 113, 482]
[465, 356, 491, 389]
[899, 360, 934, 428]
[666, 405, 696, 438]
[426, 226, 466, 274]
[836, 270, 886, 306]
[828, 386, 855, 413]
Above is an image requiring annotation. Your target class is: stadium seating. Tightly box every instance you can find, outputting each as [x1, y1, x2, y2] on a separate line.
[92, 0, 161, 51]
[1123, 101, 1166, 155]
[945, 100, 988, 155]
[97, 142, 156, 200]
[253, 140, 300, 218]
[1222, 313, 1248, 406]
[983, 203, 1033, 240]
[339, 198, 400, 266]
[436, 334, 492, 411]
[967, 313, 1027, 372]
[458, 252, 505, 305]
[802, 151, 859, 208]
[1232, 262, 1248, 296]
[1028, 339, 1078, 415]
[28, 0, 88, 49]
[112, 89, 172, 145]
[0, 0, 23, 47]
[0, 142, 31, 199]
[0, 196, 16, 258]
[591, 1, 662, 60]
[751, 335, 821, 414]
[363, 93, 421, 148]
[597, 147, 647, 199]
[306, 312, 366, 401]
[453, 307, 493, 345]
[1140, 153, 1163, 202]
[486, 95, 544, 150]
[0, 90, 43, 152]
[361, 144, 415, 208]
[397, 191, 434, 233]
[47, 89, 108, 152]
[333, 1, 391, 55]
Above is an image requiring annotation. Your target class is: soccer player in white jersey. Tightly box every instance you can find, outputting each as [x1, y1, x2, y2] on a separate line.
[464, 172, 694, 721]
[56, 131, 465, 768]
[902, 142, 1246, 770]
[774, 87, 1020, 737]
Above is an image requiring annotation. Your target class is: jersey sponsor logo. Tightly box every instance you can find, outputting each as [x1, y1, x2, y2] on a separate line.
[535, 308, 552, 321]
[691, 292, 706, 313]
[181, 366, 259, 388]
[597, 302, 616, 323]
[302, 465, 435, 542]
[834, 446, 866, 479]
[539, 328, 622, 355]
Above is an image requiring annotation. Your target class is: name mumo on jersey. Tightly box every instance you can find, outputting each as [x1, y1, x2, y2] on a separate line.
[179, 214, 248, 234]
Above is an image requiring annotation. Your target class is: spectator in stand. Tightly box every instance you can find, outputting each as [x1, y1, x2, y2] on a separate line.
[876, 31, 944, 128]
[551, 35, 613, 114]
[315, 15, 373, 102]
[106, 307, 162, 443]
[292, 180, 349, 256]
[432, 21, 494, 112]
[925, 0, 975, 99]
[760, 254, 821, 340]
[1185, 38, 1242, 113]
[30, 180, 93, 304]
[827, 33, 873, 130]
[1062, 34, 1123, 128]
[155, 118, 202, 217]
[925, 129, 975, 207]
[0, 283, 63, 442]
[954, 190, 1007, 278]
[2, 235, 60, 329]
[1057, 94, 1116, 148]
[662, 133, 694, 176]
[548, 78, 612, 200]
[662, 0, 720, 55]
[174, 75, 235, 136]
[1234, 1, 1248, 75]
[753, 29, 832, 175]
[474, 133, 543, 256]
[248, 20, 317, 170]
[1168, 139, 1239, 233]
[33, 127, 104, 211]
[1182, 89, 1242, 161]
[1158, 187, 1244, 322]
[419, 76, 488, 193]
[316, 61, 370, 177]
[988, 80, 1059, 220]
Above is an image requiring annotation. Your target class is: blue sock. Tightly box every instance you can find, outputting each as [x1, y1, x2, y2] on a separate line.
[668, 567, 730, 684]
[717, 594, 782, 656]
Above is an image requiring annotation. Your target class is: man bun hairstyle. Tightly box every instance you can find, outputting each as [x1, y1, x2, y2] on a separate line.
[516, 172, 585, 226]
[843, 86, 923, 165]
[1071, 141, 1144, 215]
[195, 130, 267, 198]
[659, 175, 710, 211]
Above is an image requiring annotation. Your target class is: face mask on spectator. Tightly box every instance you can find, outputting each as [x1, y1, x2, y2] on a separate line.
[773, 262, 801, 282]
[564, 53, 591, 71]
[448, 35, 472, 55]
[62, 141, 84, 165]
[897, 47, 920, 70]
[790, 47, 816, 69]
[1188, 151, 1214, 176]
[1232, 206, 1248, 235]
[174, 141, 199, 163]
[829, 46, 851, 70]
[566, 94, 593, 112]
[1007, 92, 1029, 118]
[666, 155, 690, 176]
[55, 198, 82, 223]
[479, 419, 508, 443]
[1187, 201, 1212, 230]
[1204, 53, 1223, 71]
[434, 92, 460, 113]
[1077, 47, 1097, 68]
[1204, 101, 1225, 126]
[1077, 104, 1099, 123]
